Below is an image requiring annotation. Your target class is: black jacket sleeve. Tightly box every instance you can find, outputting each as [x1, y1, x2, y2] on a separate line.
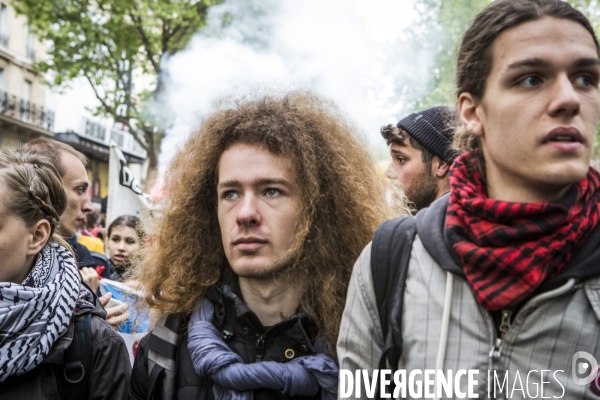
[90, 316, 132, 400]
[129, 331, 152, 400]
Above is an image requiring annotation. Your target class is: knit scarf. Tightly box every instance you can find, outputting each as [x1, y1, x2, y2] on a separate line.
[446, 152, 600, 311]
[0, 244, 94, 381]
[187, 298, 338, 400]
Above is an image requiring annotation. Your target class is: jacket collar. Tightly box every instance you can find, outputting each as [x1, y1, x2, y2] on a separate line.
[206, 269, 319, 352]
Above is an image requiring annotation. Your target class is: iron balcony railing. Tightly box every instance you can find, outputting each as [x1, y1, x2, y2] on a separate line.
[0, 90, 54, 131]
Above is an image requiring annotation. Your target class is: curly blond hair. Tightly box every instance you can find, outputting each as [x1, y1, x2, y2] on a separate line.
[134, 91, 391, 352]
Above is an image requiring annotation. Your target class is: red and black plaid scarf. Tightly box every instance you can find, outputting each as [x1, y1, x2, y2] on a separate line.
[446, 152, 600, 311]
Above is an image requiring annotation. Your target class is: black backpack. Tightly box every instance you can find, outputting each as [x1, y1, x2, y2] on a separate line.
[51, 313, 94, 400]
[370, 216, 417, 374]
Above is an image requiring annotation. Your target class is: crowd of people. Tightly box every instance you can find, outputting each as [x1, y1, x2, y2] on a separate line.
[0, 0, 599, 398]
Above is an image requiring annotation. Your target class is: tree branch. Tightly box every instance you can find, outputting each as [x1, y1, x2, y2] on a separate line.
[129, 9, 160, 74]
[100, 40, 131, 94]
[83, 74, 149, 152]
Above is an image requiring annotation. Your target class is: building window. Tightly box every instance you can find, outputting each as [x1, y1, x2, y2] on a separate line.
[0, 68, 6, 93]
[84, 119, 107, 141]
[21, 79, 31, 121]
[111, 128, 124, 147]
[25, 25, 34, 59]
[23, 80, 31, 102]
[0, 4, 7, 47]
[131, 138, 145, 154]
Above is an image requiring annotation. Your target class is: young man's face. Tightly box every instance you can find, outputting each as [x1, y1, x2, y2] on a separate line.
[58, 152, 93, 238]
[217, 143, 300, 279]
[469, 17, 600, 199]
[389, 141, 437, 210]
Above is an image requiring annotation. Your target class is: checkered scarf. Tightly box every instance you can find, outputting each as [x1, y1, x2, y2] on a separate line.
[0, 243, 94, 381]
[446, 152, 600, 311]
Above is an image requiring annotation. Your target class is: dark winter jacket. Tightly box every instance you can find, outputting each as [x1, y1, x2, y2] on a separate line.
[129, 274, 322, 400]
[0, 292, 131, 399]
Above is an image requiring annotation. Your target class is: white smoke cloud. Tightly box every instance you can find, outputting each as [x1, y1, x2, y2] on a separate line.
[158, 0, 433, 170]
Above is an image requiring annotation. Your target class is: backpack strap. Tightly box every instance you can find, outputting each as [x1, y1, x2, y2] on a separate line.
[53, 313, 93, 400]
[146, 314, 183, 400]
[371, 217, 417, 378]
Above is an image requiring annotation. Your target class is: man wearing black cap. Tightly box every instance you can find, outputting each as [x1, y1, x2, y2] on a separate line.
[381, 106, 457, 210]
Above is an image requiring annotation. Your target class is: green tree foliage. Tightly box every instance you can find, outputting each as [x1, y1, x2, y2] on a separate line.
[410, 0, 490, 111]
[13, 0, 222, 173]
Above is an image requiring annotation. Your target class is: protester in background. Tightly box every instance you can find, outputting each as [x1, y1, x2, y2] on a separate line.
[339, 0, 600, 397]
[99, 196, 108, 240]
[82, 210, 101, 236]
[0, 150, 130, 399]
[92, 218, 105, 240]
[106, 215, 145, 281]
[129, 91, 390, 399]
[78, 211, 105, 253]
[21, 138, 128, 326]
[381, 106, 458, 211]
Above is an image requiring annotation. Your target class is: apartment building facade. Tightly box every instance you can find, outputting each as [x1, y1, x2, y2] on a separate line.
[0, 1, 53, 149]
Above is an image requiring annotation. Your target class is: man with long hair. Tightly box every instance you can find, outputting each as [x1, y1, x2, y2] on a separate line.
[339, 0, 600, 397]
[130, 91, 390, 399]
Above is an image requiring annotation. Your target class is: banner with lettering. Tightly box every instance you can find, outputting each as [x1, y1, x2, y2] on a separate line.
[107, 140, 148, 227]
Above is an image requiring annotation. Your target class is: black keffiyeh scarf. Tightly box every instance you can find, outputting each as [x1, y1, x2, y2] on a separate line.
[0, 243, 94, 381]
[446, 152, 600, 311]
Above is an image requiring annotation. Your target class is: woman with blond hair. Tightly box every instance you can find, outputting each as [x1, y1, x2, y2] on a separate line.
[0, 150, 130, 399]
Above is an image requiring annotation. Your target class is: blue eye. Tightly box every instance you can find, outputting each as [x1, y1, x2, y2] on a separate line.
[224, 191, 238, 200]
[520, 76, 542, 87]
[574, 74, 596, 87]
[265, 188, 280, 197]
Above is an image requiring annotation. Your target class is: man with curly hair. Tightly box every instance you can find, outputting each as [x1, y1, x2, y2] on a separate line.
[129, 91, 391, 399]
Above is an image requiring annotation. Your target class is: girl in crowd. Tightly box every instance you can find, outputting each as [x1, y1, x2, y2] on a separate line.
[0, 150, 130, 399]
[106, 215, 145, 282]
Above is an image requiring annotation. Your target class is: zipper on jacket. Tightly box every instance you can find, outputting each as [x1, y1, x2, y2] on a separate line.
[489, 338, 503, 359]
[487, 280, 576, 376]
[489, 309, 512, 359]
[255, 334, 265, 362]
[498, 309, 512, 336]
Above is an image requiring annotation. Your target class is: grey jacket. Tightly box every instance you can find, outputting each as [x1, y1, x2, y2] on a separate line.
[337, 195, 600, 399]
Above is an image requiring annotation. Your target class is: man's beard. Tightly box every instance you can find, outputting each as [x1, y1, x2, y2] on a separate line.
[406, 167, 438, 211]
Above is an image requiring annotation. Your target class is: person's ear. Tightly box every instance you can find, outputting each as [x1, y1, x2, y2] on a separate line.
[458, 92, 484, 137]
[432, 157, 451, 178]
[27, 219, 51, 256]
